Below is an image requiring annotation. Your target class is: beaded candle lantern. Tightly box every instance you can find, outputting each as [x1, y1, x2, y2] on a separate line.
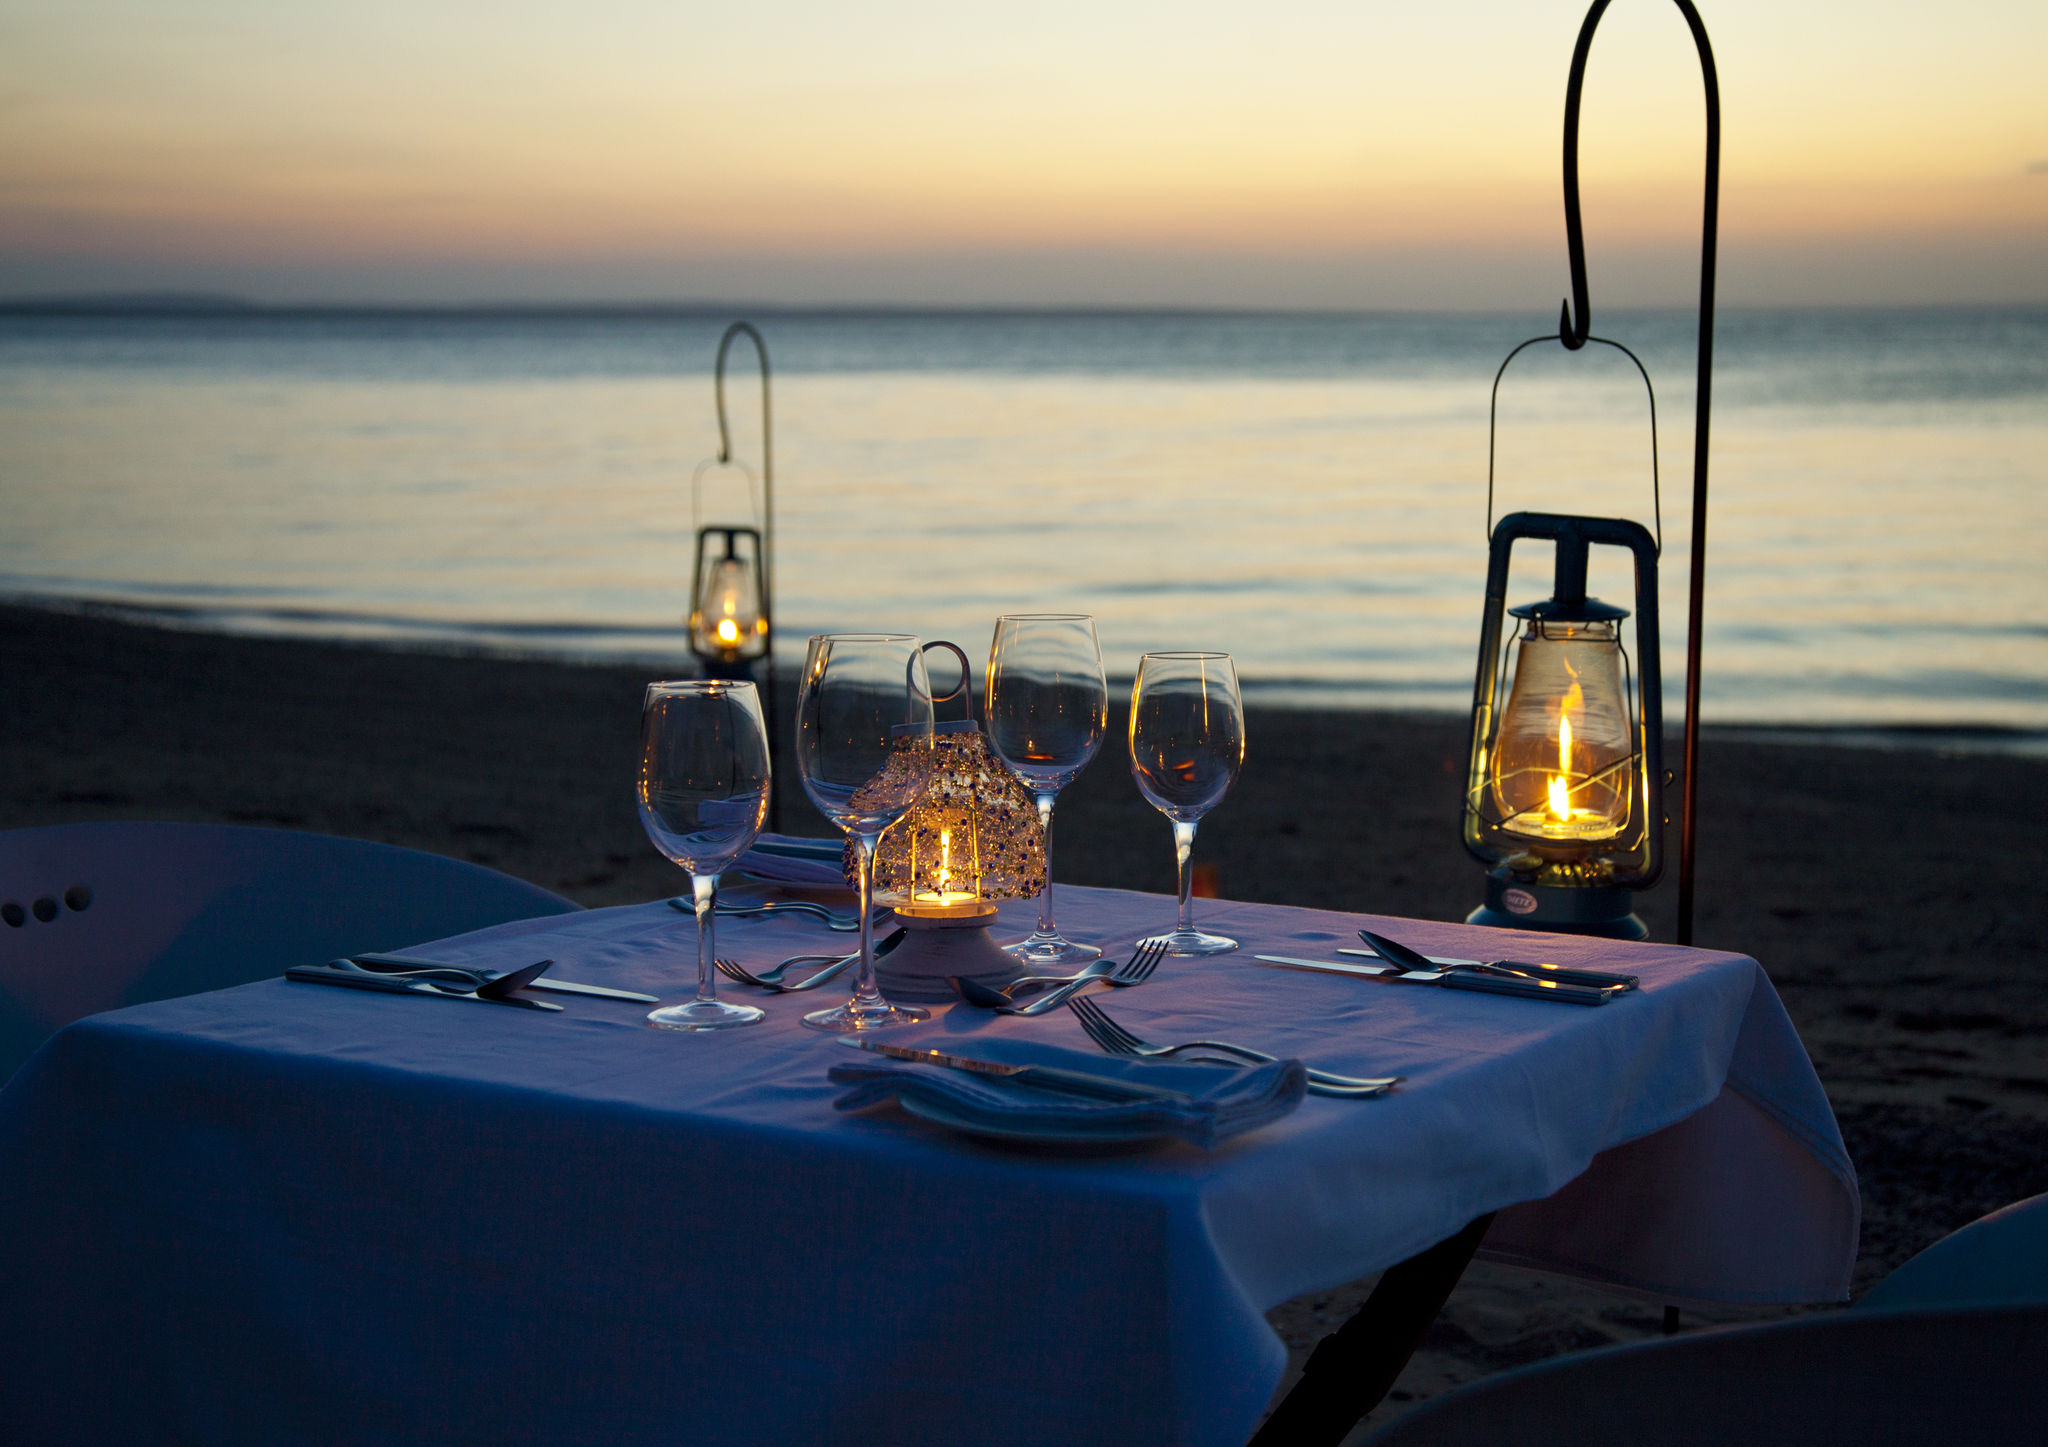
[841, 642, 1046, 1002]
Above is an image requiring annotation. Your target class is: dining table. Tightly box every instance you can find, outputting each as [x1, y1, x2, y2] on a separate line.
[0, 882, 1858, 1447]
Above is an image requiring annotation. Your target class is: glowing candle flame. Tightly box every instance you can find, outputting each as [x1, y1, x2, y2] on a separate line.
[715, 617, 740, 646]
[1547, 686, 1582, 822]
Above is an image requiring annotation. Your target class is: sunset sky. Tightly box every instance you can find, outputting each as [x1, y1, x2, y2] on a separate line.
[2, 0, 2043, 308]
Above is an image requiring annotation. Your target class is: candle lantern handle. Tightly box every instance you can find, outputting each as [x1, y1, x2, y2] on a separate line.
[917, 641, 976, 725]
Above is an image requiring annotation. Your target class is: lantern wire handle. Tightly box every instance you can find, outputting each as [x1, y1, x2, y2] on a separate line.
[710, 321, 780, 829]
[920, 640, 975, 724]
[1555, 0, 1718, 947]
[1486, 332, 1660, 554]
[688, 456, 760, 538]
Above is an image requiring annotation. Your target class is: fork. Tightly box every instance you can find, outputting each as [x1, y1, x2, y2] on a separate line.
[715, 928, 908, 993]
[1003, 956, 1121, 993]
[680, 898, 885, 932]
[1067, 996, 1401, 1096]
[330, 956, 554, 998]
[949, 940, 1168, 1017]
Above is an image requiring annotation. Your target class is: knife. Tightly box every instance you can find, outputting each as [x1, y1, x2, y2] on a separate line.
[1348, 929, 1639, 991]
[1253, 954, 1619, 1006]
[350, 953, 660, 1004]
[836, 1037, 1196, 1104]
[286, 964, 564, 1011]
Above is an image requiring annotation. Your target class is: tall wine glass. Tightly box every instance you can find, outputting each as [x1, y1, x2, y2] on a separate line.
[985, 614, 1108, 964]
[795, 634, 936, 1032]
[638, 679, 772, 1030]
[1129, 652, 1244, 956]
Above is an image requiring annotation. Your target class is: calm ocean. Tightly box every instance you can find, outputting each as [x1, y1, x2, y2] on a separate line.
[3, 304, 2044, 738]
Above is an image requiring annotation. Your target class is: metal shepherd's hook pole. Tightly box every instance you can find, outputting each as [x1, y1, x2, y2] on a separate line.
[713, 321, 781, 831]
[1558, 0, 1719, 947]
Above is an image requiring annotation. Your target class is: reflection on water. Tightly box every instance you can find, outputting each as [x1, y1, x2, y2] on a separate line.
[1, 306, 2043, 731]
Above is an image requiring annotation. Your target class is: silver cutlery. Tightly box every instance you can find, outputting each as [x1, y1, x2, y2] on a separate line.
[1004, 957, 1121, 993]
[286, 963, 564, 1011]
[682, 898, 887, 932]
[949, 940, 1168, 1017]
[715, 927, 908, 993]
[1254, 953, 1620, 1005]
[349, 953, 660, 1004]
[1348, 928, 1639, 991]
[1067, 996, 1400, 1097]
[837, 1037, 1196, 1106]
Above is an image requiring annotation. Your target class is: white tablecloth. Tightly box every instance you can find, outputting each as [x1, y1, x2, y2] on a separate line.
[0, 886, 1857, 1447]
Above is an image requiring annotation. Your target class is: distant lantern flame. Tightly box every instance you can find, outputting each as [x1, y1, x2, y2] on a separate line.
[715, 617, 741, 646]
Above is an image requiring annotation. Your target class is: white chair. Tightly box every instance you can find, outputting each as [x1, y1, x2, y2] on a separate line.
[1357, 1191, 2048, 1447]
[0, 822, 580, 1083]
[1857, 1191, 2048, 1313]
[1355, 1303, 2048, 1447]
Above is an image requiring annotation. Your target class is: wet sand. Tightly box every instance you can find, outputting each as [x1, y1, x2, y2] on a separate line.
[5, 600, 2046, 1436]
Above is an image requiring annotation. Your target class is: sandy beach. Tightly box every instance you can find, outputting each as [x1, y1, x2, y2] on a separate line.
[5, 600, 2046, 1436]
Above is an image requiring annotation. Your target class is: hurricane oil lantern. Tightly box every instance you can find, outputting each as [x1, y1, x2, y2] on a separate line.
[847, 642, 1047, 1002]
[688, 525, 769, 672]
[1464, 511, 1664, 939]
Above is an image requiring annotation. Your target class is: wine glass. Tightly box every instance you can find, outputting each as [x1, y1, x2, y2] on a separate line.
[985, 614, 1108, 964]
[795, 634, 936, 1032]
[1128, 652, 1244, 956]
[638, 679, 772, 1030]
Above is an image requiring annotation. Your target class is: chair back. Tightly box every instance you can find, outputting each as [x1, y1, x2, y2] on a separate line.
[1858, 1191, 2048, 1312]
[0, 822, 579, 1083]
[1358, 1304, 2048, 1447]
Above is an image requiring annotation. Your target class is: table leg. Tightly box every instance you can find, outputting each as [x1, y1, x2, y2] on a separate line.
[1248, 1212, 1495, 1447]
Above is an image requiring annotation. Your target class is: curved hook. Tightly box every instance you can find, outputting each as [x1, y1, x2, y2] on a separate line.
[708, 320, 781, 827]
[1558, 0, 1721, 350]
[1486, 333, 1661, 552]
[707, 320, 775, 642]
[713, 322, 770, 466]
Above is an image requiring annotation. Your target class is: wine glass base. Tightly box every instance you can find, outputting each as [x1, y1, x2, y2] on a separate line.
[1145, 928, 1239, 958]
[1002, 933, 1103, 966]
[801, 999, 930, 1033]
[648, 1000, 766, 1031]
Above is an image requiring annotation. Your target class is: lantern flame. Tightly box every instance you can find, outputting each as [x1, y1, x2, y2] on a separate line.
[1547, 685, 1583, 822]
[715, 617, 740, 646]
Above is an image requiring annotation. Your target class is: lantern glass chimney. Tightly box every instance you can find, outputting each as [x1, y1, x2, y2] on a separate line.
[1489, 617, 1634, 848]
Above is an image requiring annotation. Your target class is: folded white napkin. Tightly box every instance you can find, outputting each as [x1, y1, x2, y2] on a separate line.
[731, 834, 849, 888]
[829, 1036, 1307, 1150]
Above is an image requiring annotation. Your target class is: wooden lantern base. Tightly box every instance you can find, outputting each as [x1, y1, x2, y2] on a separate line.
[873, 903, 1025, 1003]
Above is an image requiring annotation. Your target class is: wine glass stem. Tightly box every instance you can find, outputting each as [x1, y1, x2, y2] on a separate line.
[848, 831, 885, 1009]
[1172, 819, 1199, 935]
[1033, 790, 1060, 938]
[691, 872, 720, 1006]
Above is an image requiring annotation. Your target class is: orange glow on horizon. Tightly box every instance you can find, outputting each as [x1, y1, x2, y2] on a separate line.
[2, 0, 2042, 303]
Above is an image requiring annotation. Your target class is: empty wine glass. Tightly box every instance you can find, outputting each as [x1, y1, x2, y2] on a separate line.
[795, 634, 936, 1032]
[1129, 652, 1244, 956]
[638, 679, 773, 1030]
[985, 614, 1108, 965]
